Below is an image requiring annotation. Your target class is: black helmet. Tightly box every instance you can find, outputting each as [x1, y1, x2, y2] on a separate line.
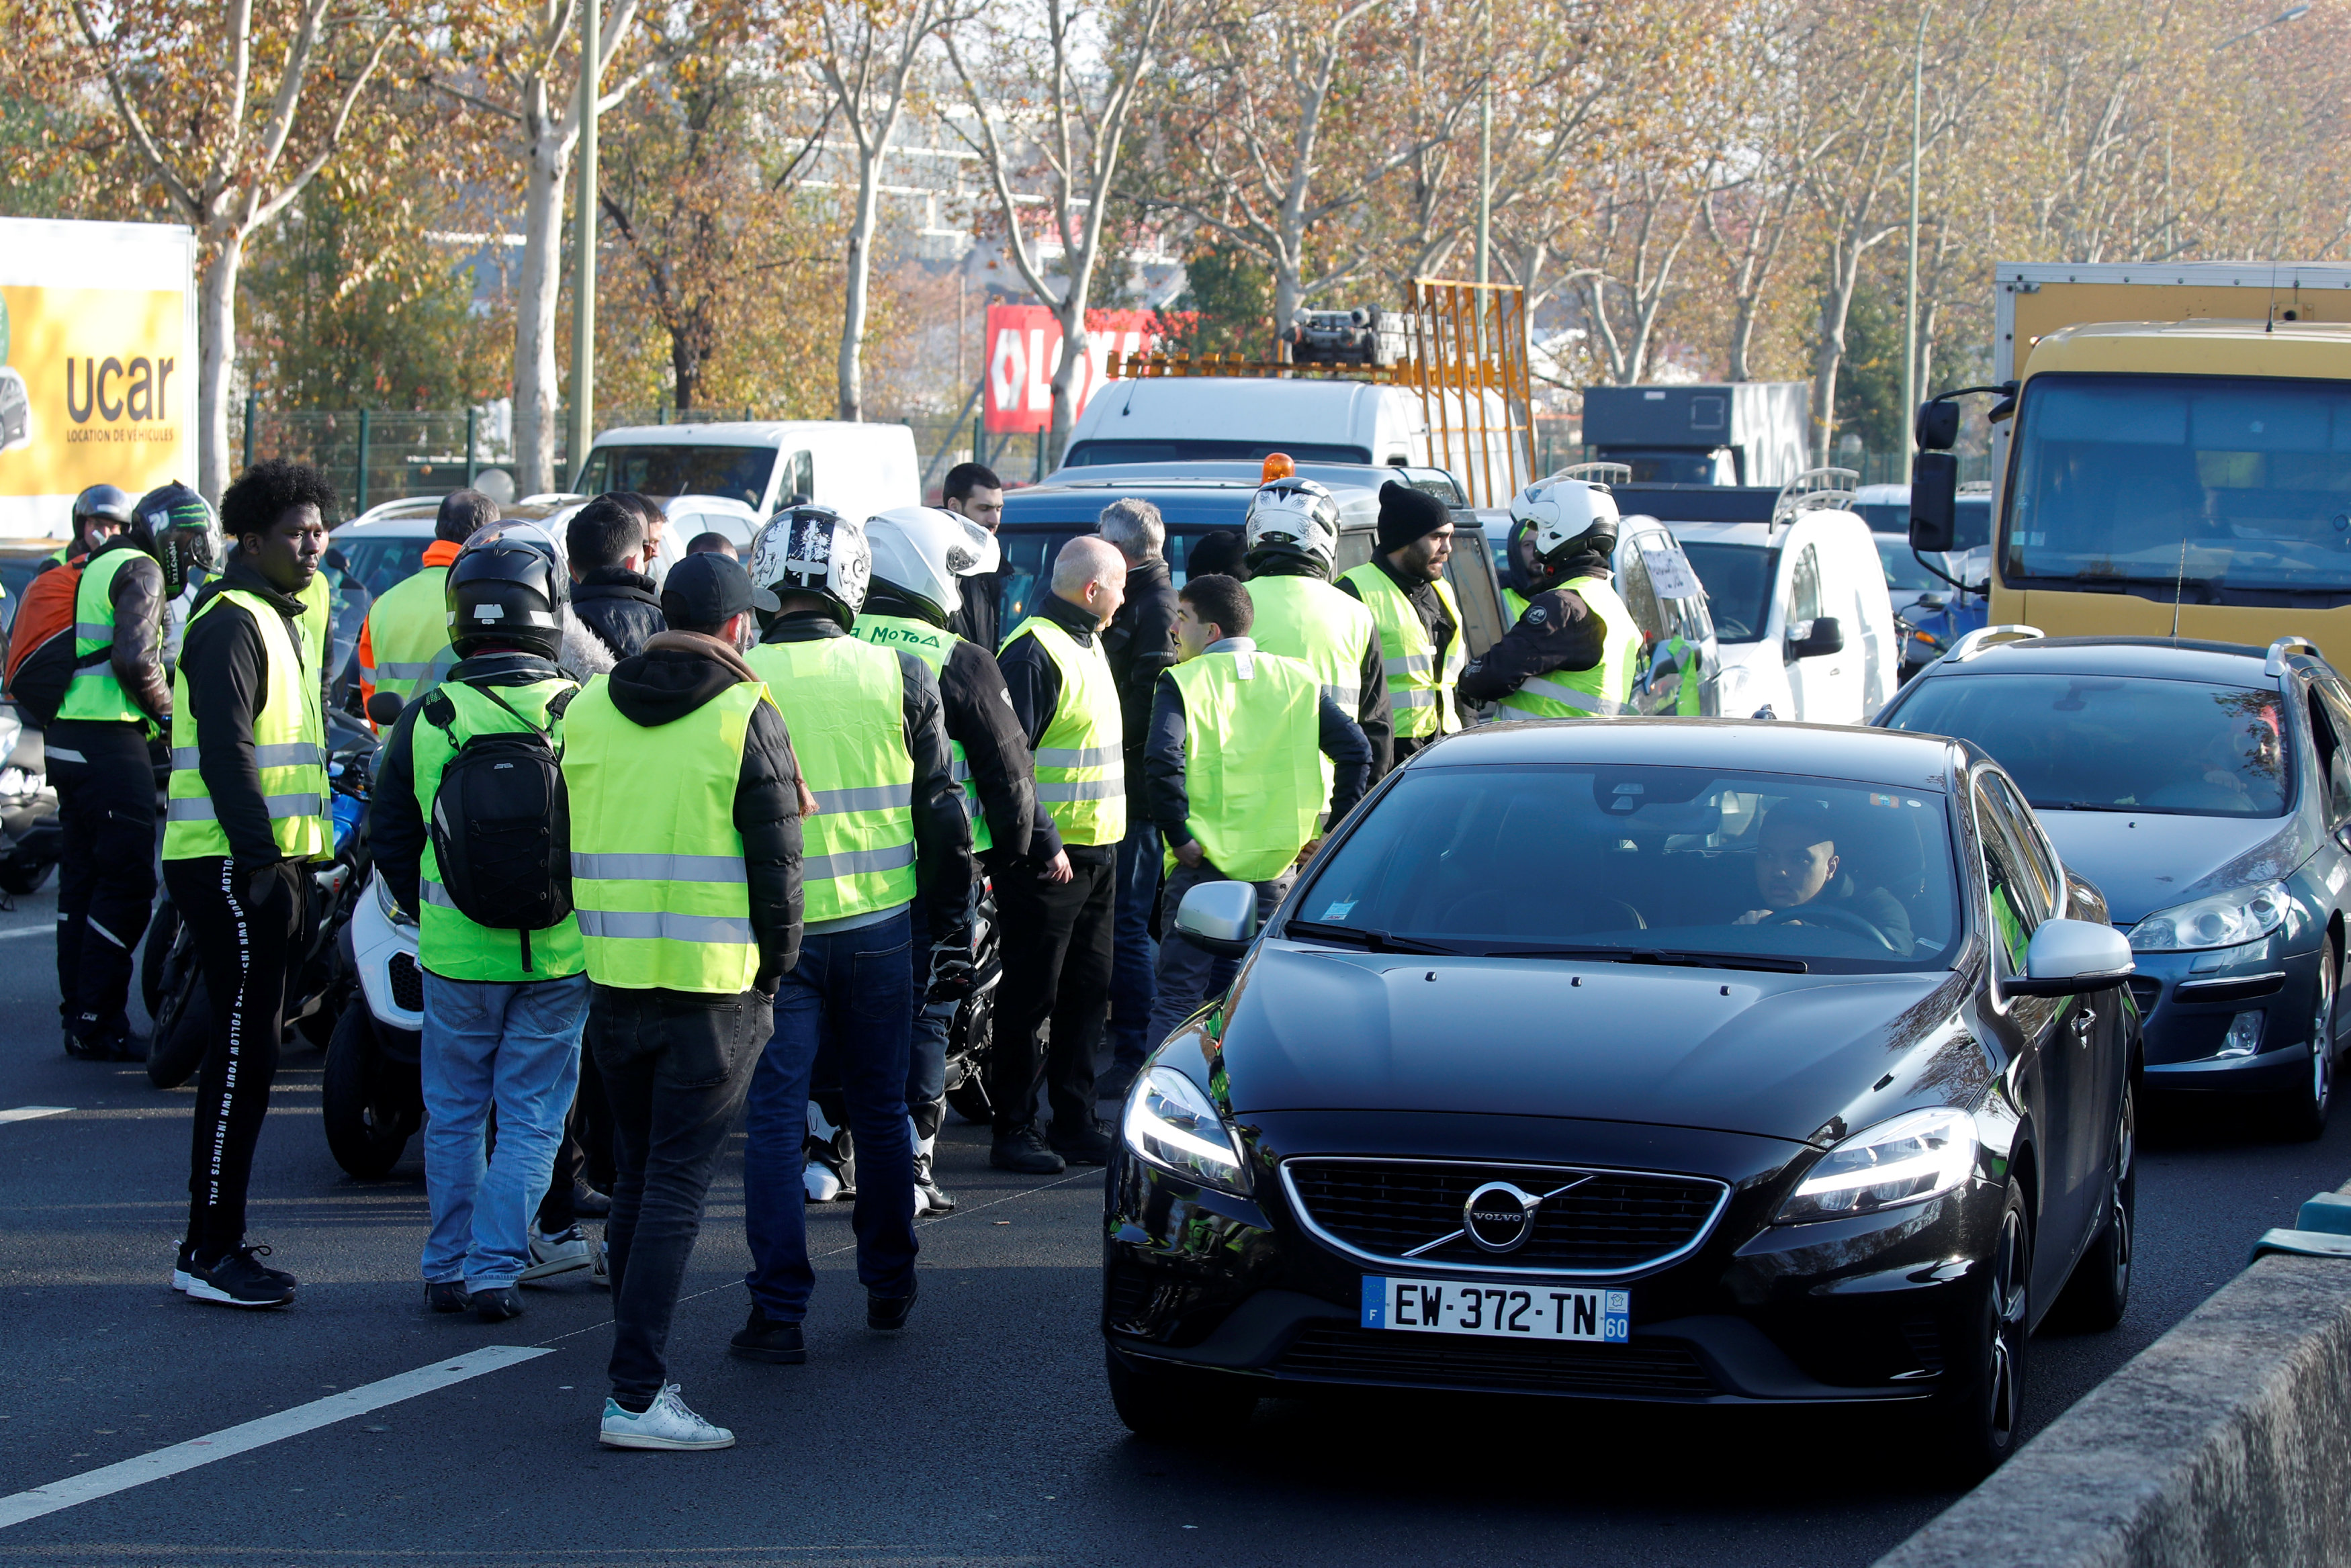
[72, 483, 134, 535]
[446, 536, 567, 661]
[129, 481, 223, 597]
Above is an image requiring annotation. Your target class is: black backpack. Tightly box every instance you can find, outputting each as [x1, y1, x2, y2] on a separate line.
[423, 682, 576, 970]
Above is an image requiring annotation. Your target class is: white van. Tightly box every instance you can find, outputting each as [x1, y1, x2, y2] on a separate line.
[1640, 473, 1898, 725]
[1059, 377, 1523, 506]
[575, 420, 920, 524]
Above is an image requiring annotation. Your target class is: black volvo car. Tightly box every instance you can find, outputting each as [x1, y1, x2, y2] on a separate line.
[1104, 721, 2139, 1475]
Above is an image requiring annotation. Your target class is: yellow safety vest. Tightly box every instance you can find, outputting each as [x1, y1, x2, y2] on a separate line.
[562, 676, 768, 994]
[363, 564, 453, 709]
[1243, 573, 1376, 715]
[1164, 647, 1327, 882]
[58, 547, 150, 726]
[163, 588, 330, 861]
[1000, 614, 1126, 847]
[1339, 563, 1464, 739]
[746, 636, 919, 923]
[1495, 575, 1642, 721]
[854, 612, 991, 854]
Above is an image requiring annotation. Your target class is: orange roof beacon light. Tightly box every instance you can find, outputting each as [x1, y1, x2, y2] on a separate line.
[1261, 451, 1296, 483]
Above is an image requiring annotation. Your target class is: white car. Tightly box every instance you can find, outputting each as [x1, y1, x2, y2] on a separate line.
[1657, 471, 1898, 725]
[574, 420, 919, 524]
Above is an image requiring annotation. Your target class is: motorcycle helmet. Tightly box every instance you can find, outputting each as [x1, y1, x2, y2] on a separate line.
[747, 504, 871, 627]
[71, 483, 134, 545]
[864, 506, 997, 622]
[461, 516, 571, 589]
[1508, 475, 1620, 591]
[130, 481, 224, 597]
[1243, 477, 1341, 576]
[446, 535, 566, 660]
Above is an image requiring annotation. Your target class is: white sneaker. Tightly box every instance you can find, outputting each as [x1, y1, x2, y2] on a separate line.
[598, 1385, 734, 1450]
[519, 1226, 594, 1283]
[803, 1162, 843, 1203]
[590, 1236, 611, 1289]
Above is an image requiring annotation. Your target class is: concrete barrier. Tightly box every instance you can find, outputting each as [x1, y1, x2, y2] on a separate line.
[1875, 1232, 2351, 1567]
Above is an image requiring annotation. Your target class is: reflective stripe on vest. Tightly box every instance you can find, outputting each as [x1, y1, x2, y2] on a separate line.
[1340, 564, 1463, 739]
[411, 677, 587, 982]
[58, 549, 148, 725]
[361, 565, 451, 705]
[1165, 648, 1327, 883]
[1495, 575, 1642, 723]
[746, 635, 919, 923]
[1244, 573, 1374, 718]
[1000, 616, 1126, 846]
[562, 676, 768, 993]
[852, 611, 991, 854]
[163, 588, 330, 860]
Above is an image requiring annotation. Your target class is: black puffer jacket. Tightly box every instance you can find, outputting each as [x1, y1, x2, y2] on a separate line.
[572, 566, 666, 663]
[599, 631, 807, 988]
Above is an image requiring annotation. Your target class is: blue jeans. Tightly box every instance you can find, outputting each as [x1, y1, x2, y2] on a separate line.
[742, 909, 918, 1320]
[1107, 819, 1163, 1066]
[419, 971, 590, 1289]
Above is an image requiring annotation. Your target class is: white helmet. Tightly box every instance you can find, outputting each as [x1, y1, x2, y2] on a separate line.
[1243, 477, 1341, 574]
[748, 504, 872, 625]
[1509, 476, 1620, 572]
[864, 506, 1000, 620]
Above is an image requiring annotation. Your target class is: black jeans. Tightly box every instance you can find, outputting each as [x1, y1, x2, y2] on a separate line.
[164, 854, 302, 1258]
[989, 851, 1115, 1139]
[590, 984, 771, 1405]
[49, 720, 157, 1042]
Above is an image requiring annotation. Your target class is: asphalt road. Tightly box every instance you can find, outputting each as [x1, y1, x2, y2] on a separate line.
[5, 876, 2348, 1568]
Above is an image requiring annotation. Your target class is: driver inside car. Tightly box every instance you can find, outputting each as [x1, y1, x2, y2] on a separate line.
[1730, 800, 1914, 952]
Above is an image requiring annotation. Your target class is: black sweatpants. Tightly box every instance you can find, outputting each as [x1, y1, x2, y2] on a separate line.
[988, 850, 1115, 1138]
[48, 720, 158, 1043]
[164, 854, 302, 1258]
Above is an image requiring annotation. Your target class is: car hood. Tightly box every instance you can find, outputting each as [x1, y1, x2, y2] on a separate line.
[2039, 809, 2315, 927]
[1216, 946, 1969, 1147]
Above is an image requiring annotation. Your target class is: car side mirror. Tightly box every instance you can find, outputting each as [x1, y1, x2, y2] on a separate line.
[1910, 452, 1959, 553]
[1173, 878, 1259, 959]
[1787, 615, 1845, 659]
[1914, 399, 1961, 451]
[365, 690, 404, 727]
[2008, 917, 2135, 997]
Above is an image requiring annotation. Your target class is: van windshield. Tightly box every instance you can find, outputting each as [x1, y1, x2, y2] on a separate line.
[576, 444, 776, 508]
[1063, 439, 1370, 466]
[1679, 541, 1778, 641]
[2006, 372, 2351, 604]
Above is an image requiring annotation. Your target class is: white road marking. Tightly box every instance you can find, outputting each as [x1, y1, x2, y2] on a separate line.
[0, 1106, 70, 1125]
[0, 925, 52, 941]
[0, 1344, 552, 1530]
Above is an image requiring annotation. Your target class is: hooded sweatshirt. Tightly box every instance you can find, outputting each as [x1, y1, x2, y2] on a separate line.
[173, 548, 318, 866]
[597, 630, 808, 989]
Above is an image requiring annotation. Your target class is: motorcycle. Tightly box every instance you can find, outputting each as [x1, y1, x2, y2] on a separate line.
[940, 888, 1004, 1124]
[142, 710, 374, 1093]
[0, 700, 62, 898]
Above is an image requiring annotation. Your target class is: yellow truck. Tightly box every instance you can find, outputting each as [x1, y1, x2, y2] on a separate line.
[1910, 261, 2351, 665]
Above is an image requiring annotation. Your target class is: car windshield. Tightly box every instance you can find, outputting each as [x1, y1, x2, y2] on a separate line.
[2006, 373, 2351, 602]
[333, 535, 431, 599]
[1062, 439, 1371, 467]
[1859, 499, 1988, 551]
[1292, 765, 1961, 972]
[1886, 674, 2289, 818]
[575, 444, 775, 508]
[1679, 541, 1777, 641]
[1876, 535, 1943, 594]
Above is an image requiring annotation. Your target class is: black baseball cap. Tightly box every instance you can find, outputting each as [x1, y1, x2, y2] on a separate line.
[660, 551, 756, 633]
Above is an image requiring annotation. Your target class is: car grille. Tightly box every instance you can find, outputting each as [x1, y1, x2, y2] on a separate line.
[2127, 976, 2162, 1016]
[1282, 1158, 1727, 1274]
[388, 952, 425, 1014]
[1276, 1326, 1718, 1398]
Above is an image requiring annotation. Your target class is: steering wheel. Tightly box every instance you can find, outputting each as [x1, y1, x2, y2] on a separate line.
[1759, 903, 1902, 954]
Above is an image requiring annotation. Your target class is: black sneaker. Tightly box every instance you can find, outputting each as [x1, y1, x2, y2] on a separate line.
[991, 1127, 1066, 1175]
[425, 1281, 469, 1314]
[470, 1285, 523, 1322]
[571, 1181, 613, 1218]
[868, 1282, 918, 1332]
[185, 1246, 296, 1308]
[1051, 1119, 1116, 1166]
[729, 1305, 807, 1364]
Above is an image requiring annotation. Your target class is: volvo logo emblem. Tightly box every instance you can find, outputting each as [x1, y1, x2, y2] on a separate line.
[1462, 1181, 1545, 1252]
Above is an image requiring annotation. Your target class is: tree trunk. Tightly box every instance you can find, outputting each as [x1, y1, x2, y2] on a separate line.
[1810, 270, 1862, 469]
[514, 126, 570, 495]
[838, 153, 881, 423]
[1049, 293, 1088, 466]
[195, 225, 244, 501]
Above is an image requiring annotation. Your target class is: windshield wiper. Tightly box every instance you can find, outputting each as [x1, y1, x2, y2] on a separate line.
[2035, 800, 2143, 814]
[1491, 946, 1808, 974]
[1283, 921, 1462, 956]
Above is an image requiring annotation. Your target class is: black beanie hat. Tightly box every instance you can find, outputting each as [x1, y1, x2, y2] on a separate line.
[1377, 480, 1452, 553]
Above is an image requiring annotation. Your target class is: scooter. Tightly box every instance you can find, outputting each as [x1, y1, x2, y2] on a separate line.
[0, 700, 62, 898]
[322, 861, 425, 1180]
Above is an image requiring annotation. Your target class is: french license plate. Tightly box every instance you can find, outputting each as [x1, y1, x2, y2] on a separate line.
[1361, 1277, 1630, 1343]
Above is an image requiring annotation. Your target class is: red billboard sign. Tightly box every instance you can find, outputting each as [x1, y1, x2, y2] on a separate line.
[983, 304, 1182, 434]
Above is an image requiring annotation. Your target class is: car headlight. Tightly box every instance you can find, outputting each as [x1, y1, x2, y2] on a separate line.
[1772, 1107, 1978, 1224]
[1122, 1066, 1249, 1195]
[2130, 881, 2291, 952]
